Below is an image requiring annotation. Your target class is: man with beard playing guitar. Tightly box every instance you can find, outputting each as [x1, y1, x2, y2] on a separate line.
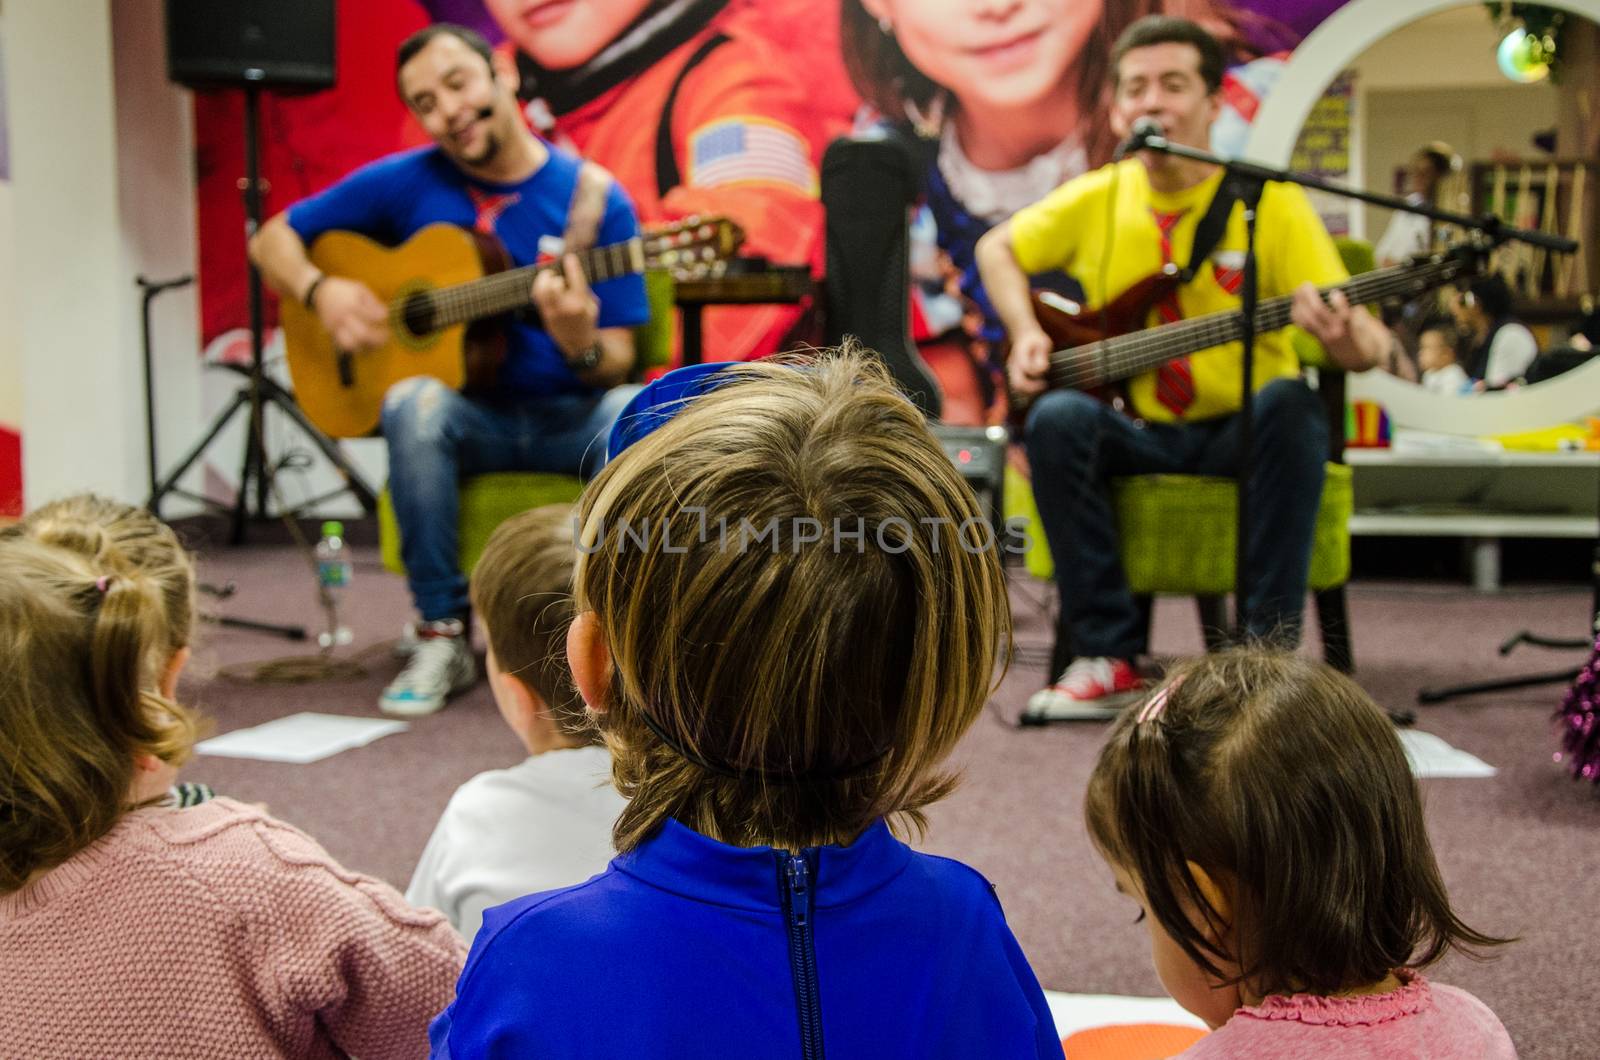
[251, 24, 649, 717]
[976, 16, 1389, 719]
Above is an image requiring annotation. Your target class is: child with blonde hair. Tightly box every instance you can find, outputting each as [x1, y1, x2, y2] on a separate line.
[407, 503, 626, 940]
[431, 351, 1061, 1057]
[0, 495, 465, 1058]
[1085, 650, 1515, 1057]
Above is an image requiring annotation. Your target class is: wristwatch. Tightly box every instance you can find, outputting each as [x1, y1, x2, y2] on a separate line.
[567, 341, 603, 372]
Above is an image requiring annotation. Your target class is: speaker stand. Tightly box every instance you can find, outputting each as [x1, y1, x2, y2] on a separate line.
[147, 81, 376, 540]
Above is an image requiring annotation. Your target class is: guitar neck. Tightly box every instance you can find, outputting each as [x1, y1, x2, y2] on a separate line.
[1049, 256, 1468, 390]
[420, 238, 647, 330]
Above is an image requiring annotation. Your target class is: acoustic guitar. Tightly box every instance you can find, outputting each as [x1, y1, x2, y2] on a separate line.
[1016, 247, 1482, 414]
[281, 216, 744, 438]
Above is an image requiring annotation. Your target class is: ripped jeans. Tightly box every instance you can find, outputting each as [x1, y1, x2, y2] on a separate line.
[381, 376, 640, 622]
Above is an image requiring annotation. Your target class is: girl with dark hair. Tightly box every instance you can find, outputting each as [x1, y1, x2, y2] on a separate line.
[1085, 650, 1516, 1057]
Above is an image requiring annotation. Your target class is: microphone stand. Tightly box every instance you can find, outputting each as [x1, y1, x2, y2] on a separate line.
[1128, 129, 1576, 644]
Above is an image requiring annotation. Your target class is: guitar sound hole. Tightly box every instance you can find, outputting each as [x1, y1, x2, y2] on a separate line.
[400, 292, 437, 339]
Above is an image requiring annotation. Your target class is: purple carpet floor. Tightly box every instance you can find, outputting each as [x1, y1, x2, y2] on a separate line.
[182, 536, 1600, 1058]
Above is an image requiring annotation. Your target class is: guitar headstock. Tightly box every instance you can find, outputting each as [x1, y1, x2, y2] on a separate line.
[641, 215, 747, 280]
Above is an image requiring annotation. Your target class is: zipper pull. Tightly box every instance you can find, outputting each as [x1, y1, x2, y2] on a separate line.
[786, 854, 810, 928]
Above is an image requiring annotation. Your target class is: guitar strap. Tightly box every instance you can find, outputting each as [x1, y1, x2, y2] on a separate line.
[1179, 176, 1245, 285]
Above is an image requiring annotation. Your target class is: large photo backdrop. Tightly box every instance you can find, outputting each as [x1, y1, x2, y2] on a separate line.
[194, 0, 1349, 363]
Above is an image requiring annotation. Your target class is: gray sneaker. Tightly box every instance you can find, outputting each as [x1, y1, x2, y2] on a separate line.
[379, 618, 476, 716]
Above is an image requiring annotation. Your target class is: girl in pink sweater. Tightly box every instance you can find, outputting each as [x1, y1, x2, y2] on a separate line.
[1085, 650, 1517, 1059]
[0, 497, 466, 1058]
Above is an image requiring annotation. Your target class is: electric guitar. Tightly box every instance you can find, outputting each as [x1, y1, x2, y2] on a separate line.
[1016, 247, 1482, 412]
[280, 216, 744, 438]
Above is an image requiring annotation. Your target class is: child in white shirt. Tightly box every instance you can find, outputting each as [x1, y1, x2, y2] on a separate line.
[1418, 320, 1470, 395]
[407, 505, 625, 940]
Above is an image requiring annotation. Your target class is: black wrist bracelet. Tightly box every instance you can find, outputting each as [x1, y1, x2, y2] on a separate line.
[303, 274, 327, 311]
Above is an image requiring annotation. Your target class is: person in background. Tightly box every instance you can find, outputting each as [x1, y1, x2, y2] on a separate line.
[1451, 273, 1539, 388]
[1085, 650, 1515, 1057]
[250, 24, 650, 717]
[976, 16, 1387, 716]
[1374, 141, 1460, 268]
[1416, 319, 1470, 395]
[407, 504, 626, 941]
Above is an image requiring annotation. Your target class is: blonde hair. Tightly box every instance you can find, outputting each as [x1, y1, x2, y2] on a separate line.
[15, 494, 196, 661]
[469, 503, 592, 744]
[0, 497, 202, 890]
[574, 348, 1011, 852]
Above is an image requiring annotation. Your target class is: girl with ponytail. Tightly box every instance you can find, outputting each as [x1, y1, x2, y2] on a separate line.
[0, 495, 465, 1058]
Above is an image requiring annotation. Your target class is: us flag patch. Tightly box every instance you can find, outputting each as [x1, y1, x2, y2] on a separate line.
[687, 118, 817, 195]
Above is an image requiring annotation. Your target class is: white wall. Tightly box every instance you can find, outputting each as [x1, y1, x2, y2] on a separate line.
[0, 8, 18, 439]
[112, 0, 205, 509]
[10, 0, 204, 510]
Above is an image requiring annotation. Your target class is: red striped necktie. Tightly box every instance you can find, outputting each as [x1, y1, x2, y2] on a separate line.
[1150, 207, 1196, 416]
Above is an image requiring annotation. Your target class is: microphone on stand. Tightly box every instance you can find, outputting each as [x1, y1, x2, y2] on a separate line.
[1113, 117, 1166, 161]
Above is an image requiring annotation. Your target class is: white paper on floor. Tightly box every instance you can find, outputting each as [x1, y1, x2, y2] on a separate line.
[195, 712, 409, 764]
[1043, 990, 1205, 1038]
[1398, 729, 1497, 779]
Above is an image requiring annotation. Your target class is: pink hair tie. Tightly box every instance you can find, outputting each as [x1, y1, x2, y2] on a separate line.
[1136, 676, 1183, 724]
[95, 576, 112, 594]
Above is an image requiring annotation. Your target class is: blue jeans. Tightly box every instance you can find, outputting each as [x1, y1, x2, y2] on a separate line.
[1025, 378, 1329, 661]
[381, 377, 640, 622]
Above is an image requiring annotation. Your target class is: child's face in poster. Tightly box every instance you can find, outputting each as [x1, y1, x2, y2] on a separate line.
[485, 0, 656, 70]
[862, 0, 1103, 112]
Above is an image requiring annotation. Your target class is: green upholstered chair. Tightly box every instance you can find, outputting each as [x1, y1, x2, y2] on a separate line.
[379, 268, 676, 577]
[1005, 239, 1374, 676]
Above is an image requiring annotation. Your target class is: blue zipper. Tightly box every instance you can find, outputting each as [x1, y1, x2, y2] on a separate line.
[780, 851, 825, 1060]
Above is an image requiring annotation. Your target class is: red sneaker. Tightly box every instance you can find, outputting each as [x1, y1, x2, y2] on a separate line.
[1024, 657, 1144, 721]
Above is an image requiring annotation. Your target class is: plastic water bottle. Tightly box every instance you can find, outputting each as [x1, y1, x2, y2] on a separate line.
[315, 520, 354, 648]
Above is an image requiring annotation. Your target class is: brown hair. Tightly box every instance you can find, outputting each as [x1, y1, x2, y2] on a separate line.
[469, 503, 592, 744]
[1111, 15, 1227, 93]
[573, 348, 1011, 852]
[1085, 650, 1511, 998]
[839, 1, 1269, 167]
[0, 534, 202, 891]
[395, 23, 496, 96]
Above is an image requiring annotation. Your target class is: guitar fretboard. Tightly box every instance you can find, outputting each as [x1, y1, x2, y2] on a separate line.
[405, 238, 647, 332]
[1048, 256, 1471, 390]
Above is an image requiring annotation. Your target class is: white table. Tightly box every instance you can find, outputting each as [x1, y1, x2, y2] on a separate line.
[1346, 447, 1600, 590]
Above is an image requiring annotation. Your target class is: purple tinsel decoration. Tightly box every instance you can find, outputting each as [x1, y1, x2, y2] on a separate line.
[1555, 630, 1600, 783]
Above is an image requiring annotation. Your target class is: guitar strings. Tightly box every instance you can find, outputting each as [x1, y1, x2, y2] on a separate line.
[1046, 260, 1460, 389]
[410, 236, 649, 329]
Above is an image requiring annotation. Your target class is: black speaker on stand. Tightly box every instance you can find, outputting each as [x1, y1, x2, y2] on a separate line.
[151, 0, 376, 543]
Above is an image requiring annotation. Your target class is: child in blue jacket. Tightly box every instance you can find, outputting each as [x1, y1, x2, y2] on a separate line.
[430, 349, 1060, 1059]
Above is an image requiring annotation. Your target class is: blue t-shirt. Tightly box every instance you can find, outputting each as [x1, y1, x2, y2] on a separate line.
[288, 146, 650, 397]
[429, 818, 1060, 1059]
